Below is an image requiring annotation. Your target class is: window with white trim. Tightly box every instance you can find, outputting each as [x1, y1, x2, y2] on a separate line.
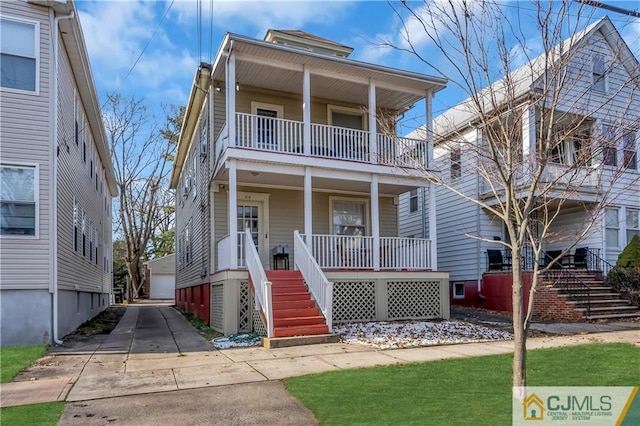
[626, 209, 639, 244]
[332, 199, 367, 236]
[0, 18, 38, 92]
[605, 208, 619, 248]
[602, 124, 617, 167]
[592, 54, 606, 93]
[82, 211, 87, 257]
[623, 131, 637, 170]
[1, 164, 37, 236]
[73, 199, 79, 251]
[409, 189, 418, 213]
[453, 282, 465, 299]
[450, 147, 461, 179]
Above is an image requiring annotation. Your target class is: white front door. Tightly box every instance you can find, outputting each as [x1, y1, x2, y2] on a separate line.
[237, 193, 270, 268]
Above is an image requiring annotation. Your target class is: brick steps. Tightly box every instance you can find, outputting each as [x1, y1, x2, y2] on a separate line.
[543, 270, 640, 320]
[265, 270, 329, 338]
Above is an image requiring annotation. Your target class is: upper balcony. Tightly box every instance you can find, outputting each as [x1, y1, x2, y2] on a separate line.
[213, 112, 427, 170]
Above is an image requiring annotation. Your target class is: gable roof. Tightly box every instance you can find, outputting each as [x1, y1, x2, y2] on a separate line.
[431, 16, 639, 139]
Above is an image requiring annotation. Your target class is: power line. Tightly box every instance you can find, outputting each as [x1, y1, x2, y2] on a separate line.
[573, 0, 640, 18]
[122, 0, 176, 83]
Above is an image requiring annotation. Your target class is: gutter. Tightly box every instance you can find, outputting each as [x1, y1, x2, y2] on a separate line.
[51, 9, 75, 346]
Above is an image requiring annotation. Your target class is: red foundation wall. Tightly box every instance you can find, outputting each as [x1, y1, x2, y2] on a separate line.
[175, 283, 210, 325]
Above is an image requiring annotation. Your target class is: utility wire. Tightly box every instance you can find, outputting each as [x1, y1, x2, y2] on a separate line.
[122, 0, 176, 83]
[208, 0, 214, 63]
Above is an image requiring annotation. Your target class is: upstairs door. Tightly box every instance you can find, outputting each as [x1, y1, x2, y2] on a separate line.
[252, 102, 283, 151]
[330, 110, 366, 160]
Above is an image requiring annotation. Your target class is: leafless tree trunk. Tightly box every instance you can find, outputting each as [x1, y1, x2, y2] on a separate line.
[104, 93, 174, 300]
[382, 0, 639, 387]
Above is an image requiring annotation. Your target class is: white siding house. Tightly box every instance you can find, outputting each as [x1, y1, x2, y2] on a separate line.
[399, 17, 639, 306]
[170, 30, 450, 339]
[0, 0, 117, 345]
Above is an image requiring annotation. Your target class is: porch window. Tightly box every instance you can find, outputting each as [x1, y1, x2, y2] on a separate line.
[409, 189, 418, 213]
[0, 164, 37, 236]
[605, 208, 619, 248]
[592, 54, 606, 93]
[332, 199, 367, 236]
[550, 130, 591, 166]
[626, 209, 639, 244]
[602, 124, 617, 167]
[1, 18, 38, 92]
[623, 131, 637, 170]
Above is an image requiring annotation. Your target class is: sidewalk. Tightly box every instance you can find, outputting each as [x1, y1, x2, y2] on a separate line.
[2, 304, 639, 409]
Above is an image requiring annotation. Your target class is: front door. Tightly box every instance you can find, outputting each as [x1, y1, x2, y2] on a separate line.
[236, 194, 269, 268]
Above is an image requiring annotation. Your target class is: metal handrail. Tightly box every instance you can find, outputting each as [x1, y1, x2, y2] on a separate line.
[543, 251, 592, 317]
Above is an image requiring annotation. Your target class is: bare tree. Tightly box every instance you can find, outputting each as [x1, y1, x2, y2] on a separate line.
[384, 0, 639, 387]
[104, 93, 176, 300]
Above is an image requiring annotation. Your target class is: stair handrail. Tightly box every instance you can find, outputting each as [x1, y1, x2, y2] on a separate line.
[588, 250, 637, 304]
[543, 253, 591, 317]
[294, 231, 334, 331]
[244, 228, 274, 337]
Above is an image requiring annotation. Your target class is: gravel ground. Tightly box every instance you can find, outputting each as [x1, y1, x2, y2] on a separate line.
[334, 320, 513, 350]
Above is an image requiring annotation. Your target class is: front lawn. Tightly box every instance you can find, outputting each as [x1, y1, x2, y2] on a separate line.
[0, 402, 65, 426]
[0, 345, 47, 383]
[285, 343, 640, 425]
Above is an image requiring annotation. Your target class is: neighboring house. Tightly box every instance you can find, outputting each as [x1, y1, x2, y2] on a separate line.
[143, 254, 176, 299]
[399, 17, 639, 320]
[170, 30, 449, 338]
[0, 0, 118, 345]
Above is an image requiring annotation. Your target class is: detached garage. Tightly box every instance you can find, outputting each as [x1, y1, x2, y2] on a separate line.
[144, 254, 175, 299]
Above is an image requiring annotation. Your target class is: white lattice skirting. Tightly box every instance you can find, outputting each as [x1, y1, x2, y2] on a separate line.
[332, 279, 448, 324]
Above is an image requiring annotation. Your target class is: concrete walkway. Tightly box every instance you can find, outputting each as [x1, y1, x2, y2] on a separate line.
[1, 303, 639, 424]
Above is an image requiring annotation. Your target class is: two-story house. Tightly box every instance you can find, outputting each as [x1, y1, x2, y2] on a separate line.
[0, 0, 118, 345]
[399, 17, 639, 320]
[170, 30, 450, 339]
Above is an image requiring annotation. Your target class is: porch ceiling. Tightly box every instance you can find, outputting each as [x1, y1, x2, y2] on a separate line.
[212, 35, 447, 111]
[214, 167, 419, 196]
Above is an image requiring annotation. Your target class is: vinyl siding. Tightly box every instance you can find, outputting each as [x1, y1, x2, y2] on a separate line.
[55, 29, 110, 294]
[0, 2, 51, 290]
[176, 103, 210, 289]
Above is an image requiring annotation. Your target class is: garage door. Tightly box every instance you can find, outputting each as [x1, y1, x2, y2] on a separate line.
[150, 274, 175, 299]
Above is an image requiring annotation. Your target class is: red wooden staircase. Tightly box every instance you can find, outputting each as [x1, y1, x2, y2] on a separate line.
[267, 270, 330, 338]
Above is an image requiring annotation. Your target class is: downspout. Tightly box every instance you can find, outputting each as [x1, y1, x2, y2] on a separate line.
[51, 9, 75, 345]
[476, 127, 482, 293]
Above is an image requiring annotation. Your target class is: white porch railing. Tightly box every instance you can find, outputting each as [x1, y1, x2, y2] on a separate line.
[542, 163, 601, 188]
[216, 112, 426, 167]
[216, 232, 246, 270]
[380, 237, 431, 270]
[244, 229, 274, 338]
[305, 234, 431, 270]
[293, 231, 333, 331]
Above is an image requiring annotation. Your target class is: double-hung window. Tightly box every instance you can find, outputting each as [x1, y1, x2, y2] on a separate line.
[623, 131, 637, 170]
[0, 164, 37, 236]
[626, 209, 639, 244]
[332, 199, 367, 237]
[605, 208, 619, 248]
[602, 125, 617, 167]
[1, 18, 38, 92]
[409, 189, 418, 213]
[592, 54, 606, 93]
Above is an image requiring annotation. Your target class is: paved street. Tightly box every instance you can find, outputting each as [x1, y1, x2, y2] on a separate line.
[1, 302, 639, 425]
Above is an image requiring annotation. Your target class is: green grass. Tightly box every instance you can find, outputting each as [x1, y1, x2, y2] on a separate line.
[0, 345, 47, 383]
[177, 308, 223, 341]
[284, 343, 640, 426]
[0, 402, 65, 426]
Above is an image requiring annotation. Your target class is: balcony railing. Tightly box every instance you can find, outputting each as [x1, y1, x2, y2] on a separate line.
[214, 112, 427, 167]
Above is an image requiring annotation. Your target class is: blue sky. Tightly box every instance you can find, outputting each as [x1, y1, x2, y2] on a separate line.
[75, 0, 640, 134]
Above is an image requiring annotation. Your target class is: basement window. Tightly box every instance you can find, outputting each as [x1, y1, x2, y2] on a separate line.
[453, 282, 465, 299]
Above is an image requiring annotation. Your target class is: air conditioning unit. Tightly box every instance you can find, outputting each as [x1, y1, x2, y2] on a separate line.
[199, 142, 207, 157]
[182, 186, 190, 197]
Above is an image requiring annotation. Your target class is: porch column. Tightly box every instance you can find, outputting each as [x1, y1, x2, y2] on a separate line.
[228, 159, 238, 269]
[226, 51, 236, 147]
[369, 80, 377, 164]
[303, 66, 311, 155]
[523, 103, 536, 170]
[371, 175, 380, 271]
[425, 89, 433, 169]
[425, 90, 437, 269]
[304, 167, 313, 251]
